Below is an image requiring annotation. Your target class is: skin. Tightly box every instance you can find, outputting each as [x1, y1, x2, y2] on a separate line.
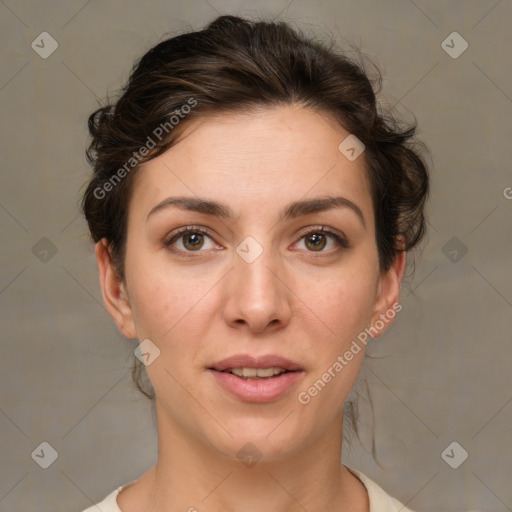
[96, 104, 406, 512]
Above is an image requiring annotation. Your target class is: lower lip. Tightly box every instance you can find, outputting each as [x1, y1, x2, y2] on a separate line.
[208, 369, 304, 403]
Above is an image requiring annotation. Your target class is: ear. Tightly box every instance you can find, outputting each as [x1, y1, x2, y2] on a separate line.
[95, 238, 138, 339]
[369, 249, 407, 338]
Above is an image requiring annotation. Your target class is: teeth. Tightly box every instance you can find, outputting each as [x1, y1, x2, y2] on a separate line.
[229, 367, 287, 378]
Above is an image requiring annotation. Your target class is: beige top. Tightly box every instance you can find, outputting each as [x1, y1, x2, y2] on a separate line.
[81, 465, 413, 512]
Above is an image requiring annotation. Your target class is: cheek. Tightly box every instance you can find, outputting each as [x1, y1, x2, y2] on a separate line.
[295, 273, 377, 414]
[129, 269, 213, 340]
[125, 269, 212, 397]
[302, 267, 378, 345]
[123, 236, 214, 332]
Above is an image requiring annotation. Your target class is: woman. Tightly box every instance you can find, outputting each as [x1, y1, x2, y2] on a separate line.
[81, 14, 429, 512]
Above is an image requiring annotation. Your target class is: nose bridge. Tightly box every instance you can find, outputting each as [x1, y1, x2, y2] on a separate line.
[223, 236, 291, 333]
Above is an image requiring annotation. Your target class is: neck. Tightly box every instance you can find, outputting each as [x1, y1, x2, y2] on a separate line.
[129, 403, 369, 512]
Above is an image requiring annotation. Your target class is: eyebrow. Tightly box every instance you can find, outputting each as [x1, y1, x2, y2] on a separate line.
[147, 195, 366, 228]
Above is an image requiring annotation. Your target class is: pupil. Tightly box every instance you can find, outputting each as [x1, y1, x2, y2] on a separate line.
[307, 233, 326, 251]
[185, 233, 203, 250]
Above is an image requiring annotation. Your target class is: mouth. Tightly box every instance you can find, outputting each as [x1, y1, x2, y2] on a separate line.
[209, 353, 303, 373]
[207, 354, 304, 402]
[214, 367, 298, 380]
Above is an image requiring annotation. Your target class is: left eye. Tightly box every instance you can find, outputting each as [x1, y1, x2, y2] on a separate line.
[295, 229, 348, 252]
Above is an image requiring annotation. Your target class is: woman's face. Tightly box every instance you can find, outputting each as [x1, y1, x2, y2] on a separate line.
[98, 105, 404, 461]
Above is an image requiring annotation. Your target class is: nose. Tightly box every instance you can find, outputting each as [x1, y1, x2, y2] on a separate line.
[222, 245, 292, 335]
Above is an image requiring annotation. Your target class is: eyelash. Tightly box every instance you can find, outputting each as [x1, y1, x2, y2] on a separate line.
[163, 225, 350, 256]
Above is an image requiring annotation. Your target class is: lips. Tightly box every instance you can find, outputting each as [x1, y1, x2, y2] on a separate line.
[209, 354, 303, 373]
[207, 354, 304, 402]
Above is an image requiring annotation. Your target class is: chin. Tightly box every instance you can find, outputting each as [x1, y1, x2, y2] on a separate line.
[211, 421, 308, 462]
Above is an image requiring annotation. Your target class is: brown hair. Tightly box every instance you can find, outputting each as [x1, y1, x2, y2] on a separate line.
[82, 15, 430, 440]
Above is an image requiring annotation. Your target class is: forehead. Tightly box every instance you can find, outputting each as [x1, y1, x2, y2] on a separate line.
[131, 105, 373, 223]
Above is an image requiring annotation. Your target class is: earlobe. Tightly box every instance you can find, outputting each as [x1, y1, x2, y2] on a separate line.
[369, 250, 407, 338]
[95, 238, 138, 339]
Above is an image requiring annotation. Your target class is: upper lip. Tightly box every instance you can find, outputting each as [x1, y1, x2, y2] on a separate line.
[209, 354, 303, 372]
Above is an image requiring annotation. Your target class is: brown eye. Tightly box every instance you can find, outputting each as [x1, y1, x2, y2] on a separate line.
[305, 233, 327, 251]
[295, 228, 349, 253]
[165, 227, 218, 253]
[182, 232, 204, 251]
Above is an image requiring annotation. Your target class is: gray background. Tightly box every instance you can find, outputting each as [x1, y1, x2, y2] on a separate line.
[1, 1, 511, 511]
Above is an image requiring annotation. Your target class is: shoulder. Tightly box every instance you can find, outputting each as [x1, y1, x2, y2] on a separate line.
[345, 465, 414, 512]
[83, 469, 412, 512]
[80, 484, 125, 512]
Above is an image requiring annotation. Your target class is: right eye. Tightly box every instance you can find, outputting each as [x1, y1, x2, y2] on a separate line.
[164, 226, 221, 254]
